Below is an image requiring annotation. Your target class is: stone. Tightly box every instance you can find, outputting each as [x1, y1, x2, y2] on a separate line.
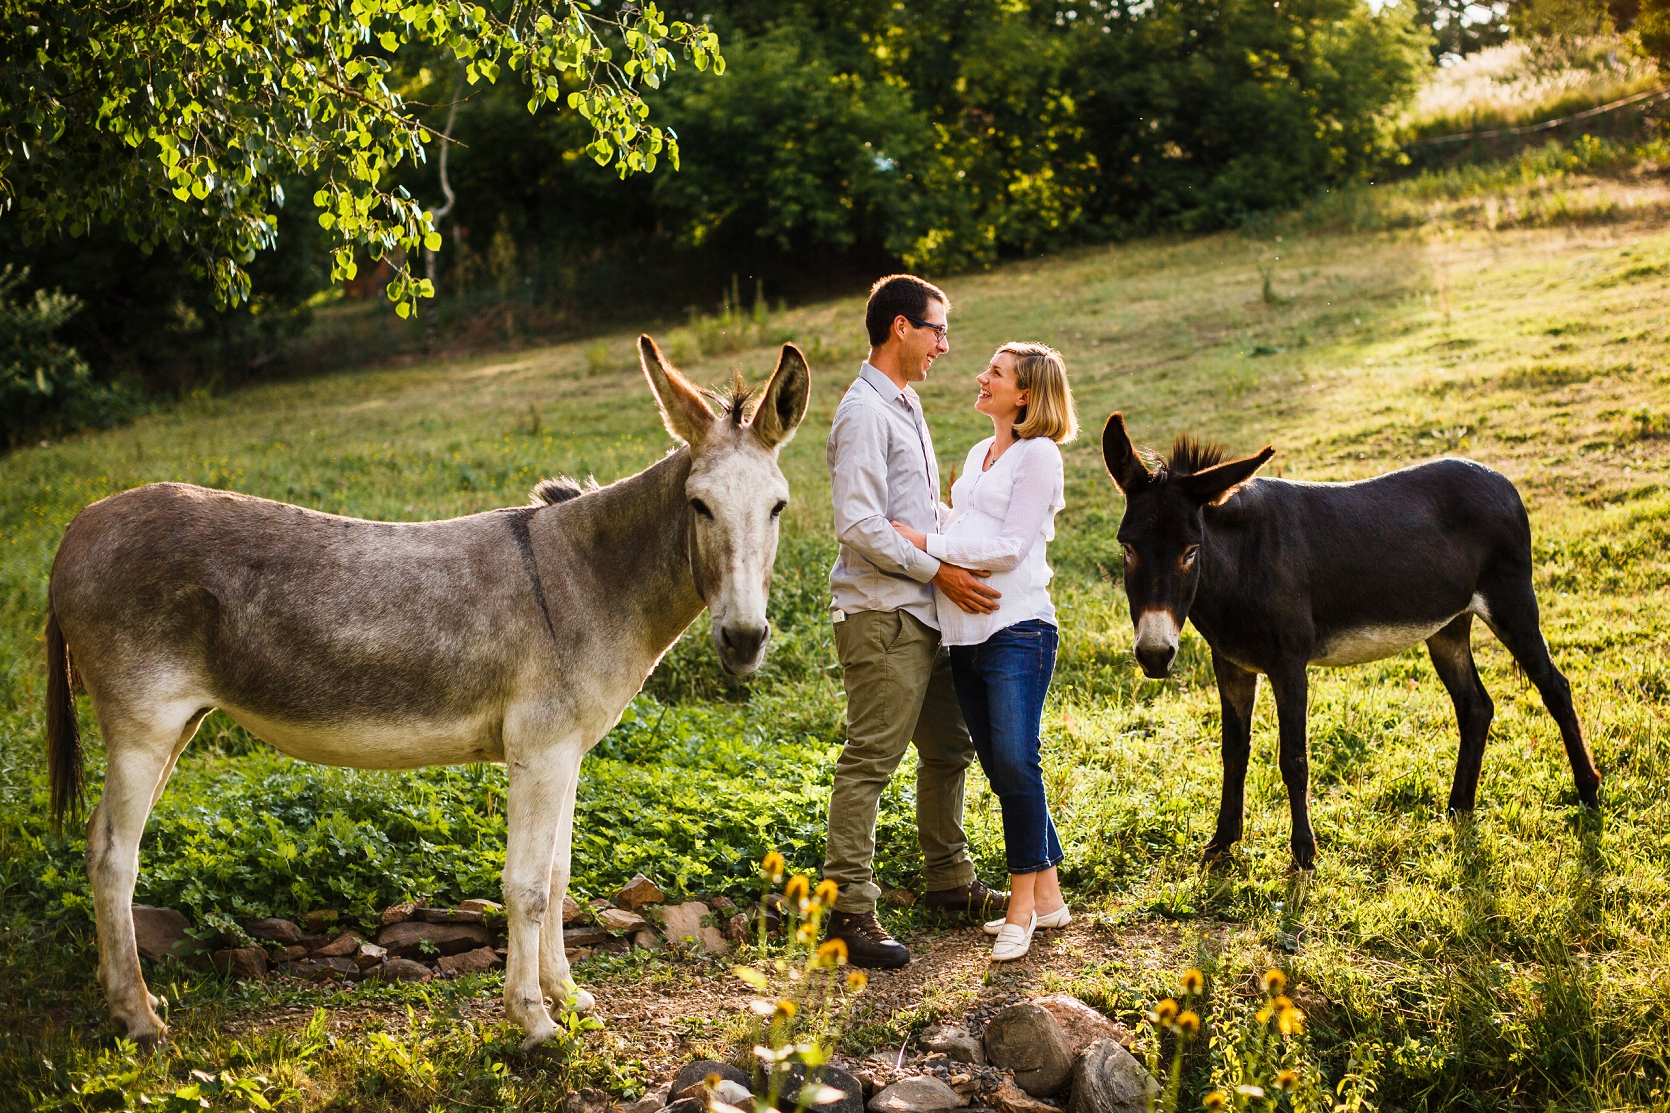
[438, 945, 503, 977]
[275, 959, 319, 979]
[655, 902, 728, 953]
[984, 1003, 1074, 1097]
[303, 909, 339, 934]
[565, 925, 609, 947]
[355, 942, 388, 970]
[421, 906, 486, 924]
[1065, 1039, 1157, 1113]
[883, 888, 918, 908]
[920, 1025, 985, 1066]
[378, 957, 435, 982]
[726, 912, 751, 942]
[311, 956, 360, 981]
[661, 1100, 703, 1113]
[1033, 996, 1131, 1056]
[243, 916, 305, 947]
[566, 1087, 615, 1113]
[312, 931, 364, 957]
[992, 1080, 1060, 1113]
[624, 1088, 670, 1113]
[375, 920, 489, 958]
[714, 1080, 755, 1109]
[381, 902, 418, 926]
[562, 895, 584, 923]
[797, 1067, 865, 1113]
[459, 898, 503, 915]
[615, 874, 665, 911]
[599, 907, 648, 933]
[132, 905, 200, 962]
[632, 929, 662, 951]
[708, 895, 736, 912]
[211, 946, 268, 979]
[569, 947, 595, 961]
[672, 1060, 753, 1098]
[597, 936, 631, 954]
[867, 1077, 965, 1113]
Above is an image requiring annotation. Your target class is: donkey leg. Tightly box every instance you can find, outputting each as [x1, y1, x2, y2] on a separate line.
[501, 741, 574, 1050]
[1205, 651, 1259, 858]
[1426, 614, 1495, 815]
[88, 703, 204, 1043]
[1477, 577, 1601, 807]
[1266, 662, 1315, 869]
[539, 760, 594, 1015]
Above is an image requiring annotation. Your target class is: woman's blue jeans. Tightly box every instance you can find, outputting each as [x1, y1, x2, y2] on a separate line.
[947, 619, 1063, 876]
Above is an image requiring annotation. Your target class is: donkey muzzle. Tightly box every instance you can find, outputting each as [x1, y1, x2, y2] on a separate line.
[1133, 609, 1179, 678]
[715, 620, 771, 674]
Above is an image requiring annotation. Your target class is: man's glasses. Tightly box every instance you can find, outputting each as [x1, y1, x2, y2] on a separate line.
[902, 314, 948, 342]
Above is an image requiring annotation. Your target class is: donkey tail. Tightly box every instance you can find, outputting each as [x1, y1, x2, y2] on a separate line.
[45, 610, 84, 832]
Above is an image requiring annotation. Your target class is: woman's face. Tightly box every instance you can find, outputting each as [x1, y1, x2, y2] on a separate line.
[975, 351, 1028, 423]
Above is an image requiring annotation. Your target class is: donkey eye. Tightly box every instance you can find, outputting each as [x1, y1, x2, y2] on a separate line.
[771, 501, 787, 519]
[691, 499, 713, 519]
[1120, 543, 1137, 563]
[1182, 546, 1200, 565]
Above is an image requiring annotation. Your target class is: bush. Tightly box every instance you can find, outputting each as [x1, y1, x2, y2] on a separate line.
[0, 266, 142, 449]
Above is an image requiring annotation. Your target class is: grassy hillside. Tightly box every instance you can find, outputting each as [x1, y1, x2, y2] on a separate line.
[2, 177, 1668, 1108]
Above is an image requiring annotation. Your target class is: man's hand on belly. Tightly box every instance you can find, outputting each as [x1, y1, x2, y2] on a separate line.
[934, 563, 1001, 615]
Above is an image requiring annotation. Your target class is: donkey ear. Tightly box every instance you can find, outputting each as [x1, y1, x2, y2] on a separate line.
[1181, 446, 1275, 506]
[640, 334, 715, 451]
[1102, 412, 1152, 494]
[752, 344, 811, 452]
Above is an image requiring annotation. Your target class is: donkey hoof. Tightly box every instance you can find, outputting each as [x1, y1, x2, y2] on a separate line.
[561, 987, 596, 1015]
[519, 1017, 558, 1050]
[1201, 840, 1237, 862]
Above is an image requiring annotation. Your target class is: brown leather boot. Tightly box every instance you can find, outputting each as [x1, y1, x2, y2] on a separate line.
[824, 910, 910, 969]
[921, 878, 1010, 918]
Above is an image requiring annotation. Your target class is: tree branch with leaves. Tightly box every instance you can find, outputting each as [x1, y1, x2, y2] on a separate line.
[0, 0, 724, 315]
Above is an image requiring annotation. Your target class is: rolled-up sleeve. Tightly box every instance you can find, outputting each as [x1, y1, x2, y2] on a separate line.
[830, 404, 942, 583]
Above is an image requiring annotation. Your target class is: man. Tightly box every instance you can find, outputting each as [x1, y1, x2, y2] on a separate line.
[821, 274, 1010, 968]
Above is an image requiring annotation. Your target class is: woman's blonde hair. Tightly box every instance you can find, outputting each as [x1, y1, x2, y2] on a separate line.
[999, 341, 1078, 443]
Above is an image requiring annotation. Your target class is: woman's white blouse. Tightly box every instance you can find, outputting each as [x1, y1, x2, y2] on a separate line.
[926, 435, 1065, 646]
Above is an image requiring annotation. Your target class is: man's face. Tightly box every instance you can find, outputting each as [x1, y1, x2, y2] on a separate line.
[895, 298, 950, 382]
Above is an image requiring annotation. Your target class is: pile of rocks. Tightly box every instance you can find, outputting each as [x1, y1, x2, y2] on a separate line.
[584, 995, 1152, 1113]
[127, 871, 745, 985]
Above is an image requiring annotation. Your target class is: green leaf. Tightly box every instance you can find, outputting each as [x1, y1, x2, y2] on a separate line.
[423, 230, 442, 251]
[396, 299, 412, 318]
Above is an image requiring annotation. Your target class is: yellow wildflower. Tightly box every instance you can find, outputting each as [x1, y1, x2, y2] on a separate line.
[1278, 1006, 1305, 1036]
[1152, 998, 1178, 1026]
[1261, 969, 1287, 996]
[814, 879, 840, 907]
[1176, 1010, 1200, 1037]
[1180, 968, 1204, 996]
[817, 938, 849, 966]
[774, 999, 798, 1019]
[762, 850, 787, 883]
[785, 875, 810, 902]
[1203, 1092, 1228, 1112]
[1274, 1070, 1299, 1093]
[846, 970, 869, 990]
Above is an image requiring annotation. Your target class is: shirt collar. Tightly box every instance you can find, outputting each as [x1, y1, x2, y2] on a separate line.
[859, 361, 911, 403]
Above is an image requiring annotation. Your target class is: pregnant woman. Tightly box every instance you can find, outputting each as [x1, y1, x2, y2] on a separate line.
[893, 341, 1078, 961]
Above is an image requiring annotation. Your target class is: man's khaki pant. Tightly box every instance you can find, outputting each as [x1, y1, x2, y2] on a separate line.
[823, 608, 977, 914]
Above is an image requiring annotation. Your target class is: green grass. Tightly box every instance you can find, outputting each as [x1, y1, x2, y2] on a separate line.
[3, 153, 1669, 1109]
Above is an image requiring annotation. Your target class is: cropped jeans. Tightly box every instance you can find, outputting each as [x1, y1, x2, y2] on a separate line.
[947, 619, 1064, 875]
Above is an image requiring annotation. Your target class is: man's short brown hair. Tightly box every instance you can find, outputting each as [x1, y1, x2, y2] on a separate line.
[865, 274, 950, 347]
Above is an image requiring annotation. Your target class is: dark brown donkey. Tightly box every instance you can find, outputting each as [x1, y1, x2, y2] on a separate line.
[44, 337, 809, 1049]
[1101, 413, 1601, 867]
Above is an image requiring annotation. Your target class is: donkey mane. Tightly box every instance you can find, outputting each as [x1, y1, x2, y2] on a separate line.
[1164, 435, 1226, 478]
[703, 371, 755, 427]
[528, 477, 589, 506]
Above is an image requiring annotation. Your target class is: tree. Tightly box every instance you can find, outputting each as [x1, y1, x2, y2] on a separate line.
[0, 1, 724, 314]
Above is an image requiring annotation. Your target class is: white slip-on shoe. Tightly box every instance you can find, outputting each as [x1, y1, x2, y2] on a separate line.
[984, 904, 1071, 936]
[990, 913, 1037, 962]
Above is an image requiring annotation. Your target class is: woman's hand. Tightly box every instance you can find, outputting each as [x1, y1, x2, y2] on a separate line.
[891, 521, 928, 551]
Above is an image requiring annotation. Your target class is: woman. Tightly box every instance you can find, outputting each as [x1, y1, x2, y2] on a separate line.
[892, 342, 1078, 961]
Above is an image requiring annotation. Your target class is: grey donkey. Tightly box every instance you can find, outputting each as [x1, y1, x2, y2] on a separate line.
[43, 335, 810, 1048]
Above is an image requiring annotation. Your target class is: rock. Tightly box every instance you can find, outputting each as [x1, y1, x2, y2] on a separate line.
[921, 1025, 986, 1066]
[211, 946, 268, 979]
[303, 909, 338, 934]
[1065, 1039, 1156, 1113]
[597, 936, 631, 954]
[311, 956, 360, 981]
[992, 1080, 1060, 1113]
[565, 925, 609, 947]
[562, 895, 584, 923]
[132, 905, 201, 962]
[883, 888, 918, 908]
[662, 1100, 703, 1113]
[615, 874, 665, 911]
[375, 920, 489, 958]
[566, 1087, 615, 1113]
[312, 931, 364, 957]
[714, 1080, 755, 1109]
[355, 942, 388, 970]
[378, 957, 435, 982]
[984, 1003, 1074, 1097]
[632, 929, 662, 951]
[708, 895, 736, 912]
[381, 902, 418, 926]
[798, 1067, 865, 1113]
[867, 1077, 965, 1113]
[726, 912, 751, 942]
[459, 898, 503, 915]
[275, 959, 319, 978]
[438, 945, 503, 977]
[1033, 996, 1130, 1056]
[624, 1088, 670, 1113]
[599, 908, 647, 933]
[243, 916, 305, 947]
[569, 946, 595, 961]
[655, 902, 728, 953]
[421, 907, 486, 924]
[672, 1060, 753, 1098]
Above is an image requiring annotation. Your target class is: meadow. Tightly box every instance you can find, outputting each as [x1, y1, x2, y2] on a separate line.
[2, 148, 1668, 1110]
